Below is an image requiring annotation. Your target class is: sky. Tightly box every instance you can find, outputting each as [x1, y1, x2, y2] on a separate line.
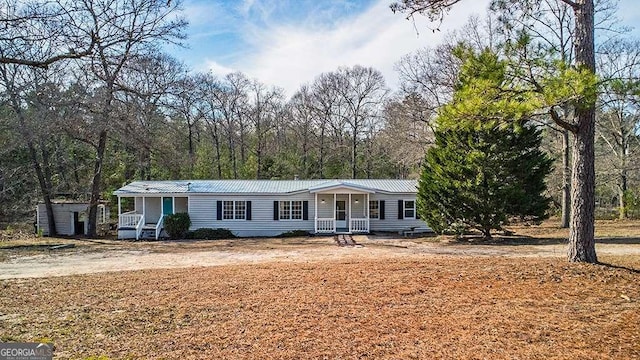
[167, 0, 640, 97]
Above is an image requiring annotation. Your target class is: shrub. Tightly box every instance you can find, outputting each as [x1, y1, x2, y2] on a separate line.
[186, 228, 235, 240]
[163, 213, 191, 239]
[277, 230, 310, 238]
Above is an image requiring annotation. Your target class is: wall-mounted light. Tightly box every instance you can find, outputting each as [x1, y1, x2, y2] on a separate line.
[354, 199, 359, 204]
[321, 199, 326, 204]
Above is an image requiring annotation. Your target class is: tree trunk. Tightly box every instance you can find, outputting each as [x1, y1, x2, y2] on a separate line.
[351, 126, 358, 179]
[567, 0, 597, 263]
[87, 129, 108, 238]
[619, 167, 627, 220]
[561, 129, 571, 228]
[618, 136, 628, 219]
[5, 85, 57, 236]
[319, 126, 326, 178]
[213, 124, 222, 179]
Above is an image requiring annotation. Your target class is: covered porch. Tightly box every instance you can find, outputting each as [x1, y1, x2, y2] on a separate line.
[117, 196, 188, 240]
[311, 182, 373, 234]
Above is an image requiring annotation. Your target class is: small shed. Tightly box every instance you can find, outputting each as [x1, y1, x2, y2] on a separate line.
[36, 201, 109, 236]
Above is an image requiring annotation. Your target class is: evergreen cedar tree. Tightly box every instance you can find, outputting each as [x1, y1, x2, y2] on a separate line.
[418, 123, 553, 238]
[392, 0, 598, 263]
[417, 47, 553, 238]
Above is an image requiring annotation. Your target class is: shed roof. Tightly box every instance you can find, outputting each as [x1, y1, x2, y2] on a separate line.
[113, 179, 418, 195]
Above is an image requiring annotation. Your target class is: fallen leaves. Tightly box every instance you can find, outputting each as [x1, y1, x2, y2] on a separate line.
[1, 257, 639, 359]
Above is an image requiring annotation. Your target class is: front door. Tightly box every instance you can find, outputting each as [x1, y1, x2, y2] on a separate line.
[336, 200, 347, 229]
[162, 197, 174, 215]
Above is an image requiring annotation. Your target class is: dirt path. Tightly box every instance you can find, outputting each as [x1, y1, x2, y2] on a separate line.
[1, 236, 639, 279]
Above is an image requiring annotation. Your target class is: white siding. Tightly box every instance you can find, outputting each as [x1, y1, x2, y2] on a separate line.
[189, 196, 217, 229]
[183, 192, 429, 236]
[350, 194, 366, 218]
[175, 197, 188, 213]
[188, 194, 316, 237]
[316, 196, 334, 218]
[145, 197, 161, 223]
[369, 194, 428, 232]
[37, 203, 90, 236]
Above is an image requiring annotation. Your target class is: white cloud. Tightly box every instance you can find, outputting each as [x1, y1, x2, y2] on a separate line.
[231, 0, 492, 96]
[204, 59, 236, 77]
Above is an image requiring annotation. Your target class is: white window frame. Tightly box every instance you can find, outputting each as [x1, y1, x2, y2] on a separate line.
[369, 200, 380, 219]
[279, 200, 303, 221]
[223, 200, 246, 220]
[404, 200, 416, 219]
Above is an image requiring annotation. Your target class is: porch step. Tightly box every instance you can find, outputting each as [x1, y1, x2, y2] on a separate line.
[334, 234, 361, 247]
[139, 229, 158, 240]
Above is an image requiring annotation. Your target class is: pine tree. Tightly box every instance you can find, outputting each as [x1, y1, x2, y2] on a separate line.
[417, 47, 553, 238]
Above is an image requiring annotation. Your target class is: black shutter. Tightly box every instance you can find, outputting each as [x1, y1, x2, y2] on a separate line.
[273, 201, 279, 220]
[398, 200, 404, 219]
[303, 201, 309, 220]
[216, 201, 222, 221]
[246, 201, 252, 220]
[379, 200, 385, 220]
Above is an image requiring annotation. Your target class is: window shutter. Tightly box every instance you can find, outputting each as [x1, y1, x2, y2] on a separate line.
[398, 200, 404, 219]
[246, 201, 252, 220]
[273, 201, 279, 220]
[303, 201, 309, 220]
[216, 201, 222, 221]
[379, 200, 385, 220]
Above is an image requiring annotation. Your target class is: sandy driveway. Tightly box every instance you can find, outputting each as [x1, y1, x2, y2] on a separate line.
[1, 235, 639, 279]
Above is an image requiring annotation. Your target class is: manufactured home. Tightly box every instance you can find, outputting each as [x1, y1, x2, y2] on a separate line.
[114, 179, 429, 239]
[36, 201, 110, 236]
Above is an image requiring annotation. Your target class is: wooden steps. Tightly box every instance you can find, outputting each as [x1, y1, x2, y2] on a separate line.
[334, 234, 361, 247]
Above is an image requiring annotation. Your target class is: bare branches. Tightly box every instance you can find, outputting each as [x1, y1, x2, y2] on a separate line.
[390, 0, 463, 21]
[0, 34, 96, 68]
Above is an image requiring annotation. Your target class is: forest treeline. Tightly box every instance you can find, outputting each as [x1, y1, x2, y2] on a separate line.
[0, 0, 639, 232]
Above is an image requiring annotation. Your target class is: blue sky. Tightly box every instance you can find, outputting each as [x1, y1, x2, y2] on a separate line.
[167, 0, 640, 96]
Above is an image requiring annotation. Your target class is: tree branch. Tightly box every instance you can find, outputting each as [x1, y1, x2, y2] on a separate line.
[0, 32, 96, 68]
[549, 105, 578, 132]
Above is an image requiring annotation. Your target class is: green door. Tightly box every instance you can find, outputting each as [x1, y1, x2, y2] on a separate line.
[162, 197, 174, 215]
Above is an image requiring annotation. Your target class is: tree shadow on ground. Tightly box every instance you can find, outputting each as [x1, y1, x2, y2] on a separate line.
[597, 262, 640, 274]
[449, 235, 640, 246]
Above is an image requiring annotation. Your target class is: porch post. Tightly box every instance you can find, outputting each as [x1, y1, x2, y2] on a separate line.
[142, 196, 146, 223]
[172, 196, 175, 214]
[314, 193, 318, 233]
[117, 196, 121, 227]
[333, 193, 336, 232]
[348, 193, 352, 233]
[366, 194, 369, 218]
[366, 193, 370, 232]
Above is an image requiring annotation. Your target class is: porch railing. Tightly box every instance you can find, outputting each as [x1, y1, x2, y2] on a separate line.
[315, 218, 335, 233]
[135, 215, 144, 241]
[350, 218, 369, 233]
[119, 213, 143, 228]
[155, 214, 164, 240]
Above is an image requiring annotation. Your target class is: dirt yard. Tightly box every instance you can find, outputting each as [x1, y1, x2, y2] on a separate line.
[1, 220, 640, 279]
[0, 220, 639, 359]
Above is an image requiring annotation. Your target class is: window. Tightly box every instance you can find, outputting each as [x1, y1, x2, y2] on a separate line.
[404, 200, 416, 219]
[223, 200, 246, 220]
[279, 200, 303, 220]
[279, 201, 291, 220]
[369, 200, 379, 219]
[291, 201, 303, 220]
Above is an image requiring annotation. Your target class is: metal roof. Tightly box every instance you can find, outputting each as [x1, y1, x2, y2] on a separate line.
[113, 179, 418, 195]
